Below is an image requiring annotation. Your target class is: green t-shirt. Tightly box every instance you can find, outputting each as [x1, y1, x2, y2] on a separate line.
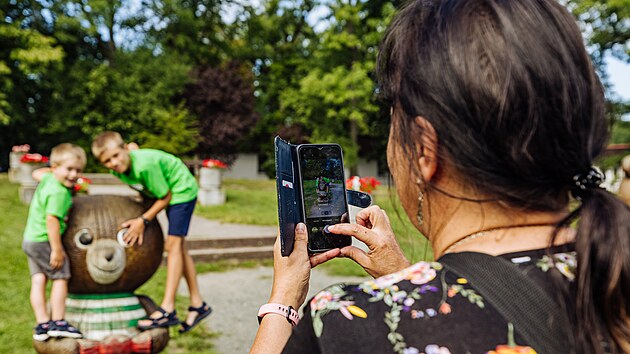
[23, 172, 73, 242]
[112, 149, 198, 205]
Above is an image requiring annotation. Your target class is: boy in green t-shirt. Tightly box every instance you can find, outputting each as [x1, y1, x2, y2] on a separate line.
[22, 143, 86, 341]
[91, 131, 211, 333]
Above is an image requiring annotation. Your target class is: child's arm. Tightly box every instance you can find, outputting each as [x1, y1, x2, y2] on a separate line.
[46, 214, 65, 269]
[122, 191, 172, 246]
[32, 167, 52, 182]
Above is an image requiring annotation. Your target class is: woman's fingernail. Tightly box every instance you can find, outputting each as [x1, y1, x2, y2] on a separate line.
[326, 225, 335, 231]
[296, 223, 306, 232]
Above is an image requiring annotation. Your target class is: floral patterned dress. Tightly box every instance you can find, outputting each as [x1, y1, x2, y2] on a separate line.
[282, 246, 576, 354]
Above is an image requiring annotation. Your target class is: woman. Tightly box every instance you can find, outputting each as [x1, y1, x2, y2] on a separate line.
[251, 0, 630, 353]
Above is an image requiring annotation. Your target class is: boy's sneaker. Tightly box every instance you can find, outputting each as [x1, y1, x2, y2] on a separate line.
[33, 321, 52, 341]
[47, 319, 83, 339]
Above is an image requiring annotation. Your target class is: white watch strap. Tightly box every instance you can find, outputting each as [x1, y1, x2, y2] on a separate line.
[257, 303, 300, 326]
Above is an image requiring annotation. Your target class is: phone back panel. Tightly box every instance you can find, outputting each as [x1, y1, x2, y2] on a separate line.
[274, 136, 302, 256]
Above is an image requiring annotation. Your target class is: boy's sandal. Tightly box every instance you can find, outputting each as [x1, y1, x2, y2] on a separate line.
[179, 302, 212, 334]
[137, 307, 179, 330]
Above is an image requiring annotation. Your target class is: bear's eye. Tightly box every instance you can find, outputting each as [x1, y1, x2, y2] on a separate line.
[117, 228, 131, 248]
[74, 229, 93, 249]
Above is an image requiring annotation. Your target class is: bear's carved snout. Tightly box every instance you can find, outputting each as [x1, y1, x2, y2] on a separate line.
[86, 238, 126, 285]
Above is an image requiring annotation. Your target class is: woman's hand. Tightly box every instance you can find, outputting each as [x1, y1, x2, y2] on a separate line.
[251, 224, 340, 354]
[327, 205, 410, 278]
[268, 223, 340, 309]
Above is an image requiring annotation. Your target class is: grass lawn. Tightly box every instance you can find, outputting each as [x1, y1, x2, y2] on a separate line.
[0, 174, 220, 353]
[195, 179, 278, 226]
[196, 178, 432, 277]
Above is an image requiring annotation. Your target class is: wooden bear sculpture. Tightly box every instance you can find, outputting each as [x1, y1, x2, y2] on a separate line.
[34, 194, 169, 354]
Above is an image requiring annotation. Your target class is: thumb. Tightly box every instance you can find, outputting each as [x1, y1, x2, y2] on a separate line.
[340, 246, 370, 268]
[293, 223, 308, 253]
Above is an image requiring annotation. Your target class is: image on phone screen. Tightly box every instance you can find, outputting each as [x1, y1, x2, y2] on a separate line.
[297, 144, 351, 252]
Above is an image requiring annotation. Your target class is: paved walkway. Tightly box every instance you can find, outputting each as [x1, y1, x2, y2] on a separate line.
[157, 214, 277, 241]
[177, 267, 370, 354]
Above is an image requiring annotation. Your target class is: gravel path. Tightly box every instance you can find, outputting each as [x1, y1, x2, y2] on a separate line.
[178, 267, 369, 354]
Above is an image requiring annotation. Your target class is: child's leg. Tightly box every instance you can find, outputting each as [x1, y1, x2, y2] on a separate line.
[50, 279, 68, 320]
[179, 240, 212, 332]
[182, 240, 205, 324]
[30, 273, 49, 324]
[137, 235, 184, 327]
[48, 278, 82, 338]
[161, 235, 185, 313]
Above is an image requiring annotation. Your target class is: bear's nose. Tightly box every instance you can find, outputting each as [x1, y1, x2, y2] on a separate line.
[86, 238, 127, 285]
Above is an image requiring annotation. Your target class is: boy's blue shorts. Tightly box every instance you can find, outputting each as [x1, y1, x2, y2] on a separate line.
[166, 198, 197, 237]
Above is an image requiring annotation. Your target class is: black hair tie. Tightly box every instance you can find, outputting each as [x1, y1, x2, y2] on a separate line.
[571, 167, 604, 201]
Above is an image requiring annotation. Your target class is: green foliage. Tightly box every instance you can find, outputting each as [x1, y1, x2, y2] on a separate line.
[0, 7, 64, 126]
[133, 104, 199, 156]
[0, 0, 627, 175]
[231, 0, 321, 173]
[282, 62, 378, 167]
[275, 1, 395, 171]
[144, 0, 226, 66]
[611, 120, 630, 144]
[568, 0, 630, 130]
[41, 49, 196, 158]
[568, 0, 630, 64]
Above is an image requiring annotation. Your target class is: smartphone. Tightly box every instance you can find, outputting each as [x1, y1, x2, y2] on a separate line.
[296, 144, 352, 253]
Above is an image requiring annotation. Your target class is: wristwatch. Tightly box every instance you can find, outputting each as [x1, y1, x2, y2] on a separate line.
[257, 303, 300, 326]
[139, 216, 150, 226]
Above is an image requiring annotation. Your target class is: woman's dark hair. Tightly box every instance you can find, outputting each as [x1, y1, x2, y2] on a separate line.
[377, 0, 630, 352]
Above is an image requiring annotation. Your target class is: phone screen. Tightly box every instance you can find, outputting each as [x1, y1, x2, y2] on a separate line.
[297, 144, 351, 252]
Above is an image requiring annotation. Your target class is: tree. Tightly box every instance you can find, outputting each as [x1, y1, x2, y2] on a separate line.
[568, 0, 630, 120]
[0, 3, 65, 166]
[567, 0, 630, 68]
[227, 0, 321, 173]
[184, 60, 259, 161]
[278, 0, 395, 173]
[44, 49, 196, 155]
[144, 0, 227, 66]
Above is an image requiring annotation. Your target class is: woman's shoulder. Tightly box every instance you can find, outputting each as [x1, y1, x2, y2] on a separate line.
[301, 248, 576, 353]
[311, 246, 577, 311]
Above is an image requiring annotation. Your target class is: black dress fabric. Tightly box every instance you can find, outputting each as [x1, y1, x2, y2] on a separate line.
[283, 246, 575, 354]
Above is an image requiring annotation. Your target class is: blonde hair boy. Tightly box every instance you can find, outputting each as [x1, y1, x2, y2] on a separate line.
[91, 131, 124, 161]
[23, 143, 86, 341]
[91, 131, 211, 333]
[51, 143, 87, 167]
